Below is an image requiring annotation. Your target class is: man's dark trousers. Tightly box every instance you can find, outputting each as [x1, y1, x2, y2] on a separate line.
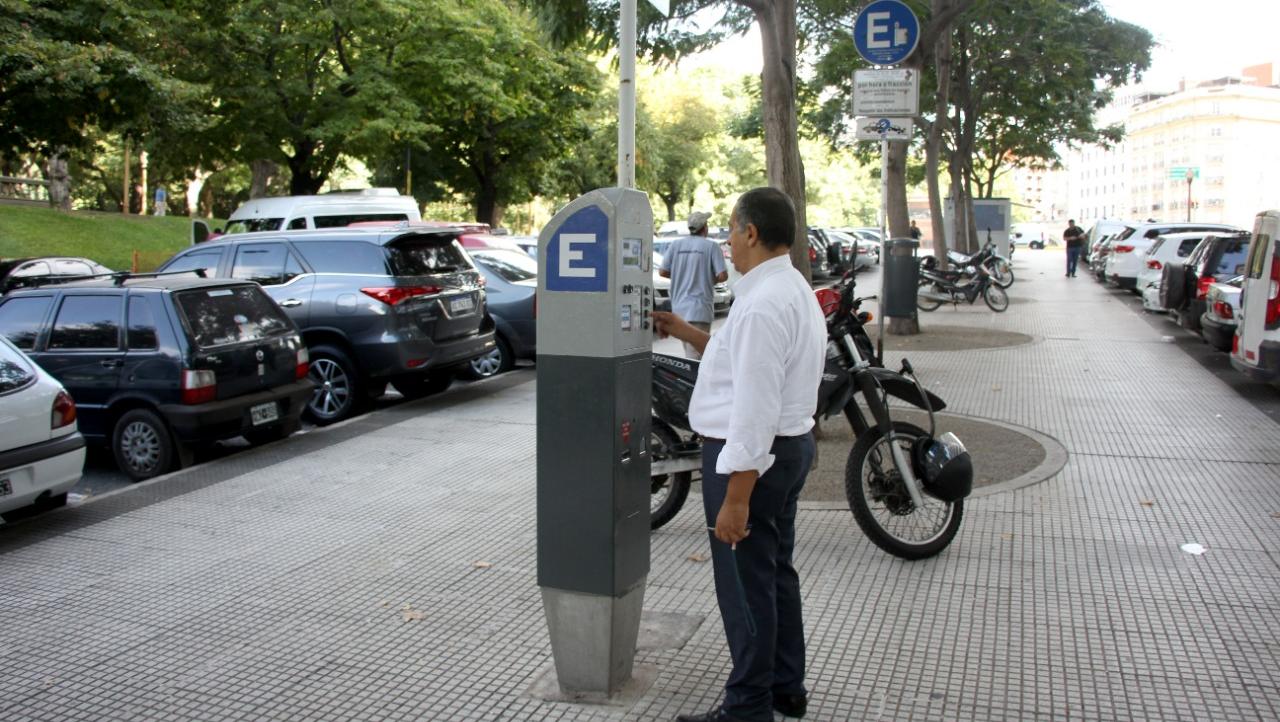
[1066, 246, 1081, 276]
[701, 434, 815, 722]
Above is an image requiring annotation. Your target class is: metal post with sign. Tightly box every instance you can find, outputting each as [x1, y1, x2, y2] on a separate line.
[852, 0, 920, 353]
[536, 0, 666, 700]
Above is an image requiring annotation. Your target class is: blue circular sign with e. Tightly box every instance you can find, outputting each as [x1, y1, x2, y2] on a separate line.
[853, 0, 920, 66]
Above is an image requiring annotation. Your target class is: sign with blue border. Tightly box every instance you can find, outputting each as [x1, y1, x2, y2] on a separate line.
[545, 206, 610, 293]
[853, 0, 920, 67]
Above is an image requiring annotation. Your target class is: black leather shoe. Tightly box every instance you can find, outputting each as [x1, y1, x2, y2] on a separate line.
[675, 708, 749, 722]
[773, 692, 808, 718]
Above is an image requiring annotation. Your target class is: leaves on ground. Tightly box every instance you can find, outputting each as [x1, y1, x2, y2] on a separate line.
[1000, 533, 1014, 541]
[1139, 499, 1155, 507]
[473, 561, 492, 569]
[401, 604, 425, 622]
[687, 553, 709, 563]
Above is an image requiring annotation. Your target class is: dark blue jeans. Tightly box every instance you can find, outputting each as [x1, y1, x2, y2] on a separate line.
[701, 434, 815, 722]
[1066, 246, 1081, 276]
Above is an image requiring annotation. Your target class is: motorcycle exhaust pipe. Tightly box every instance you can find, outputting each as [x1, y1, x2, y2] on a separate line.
[917, 290, 953, 301]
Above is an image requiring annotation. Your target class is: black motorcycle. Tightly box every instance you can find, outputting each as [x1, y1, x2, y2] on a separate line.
[649, 274, 973, 560]
[943, 240, 1014, 289]
[916, 261, 1009, 312]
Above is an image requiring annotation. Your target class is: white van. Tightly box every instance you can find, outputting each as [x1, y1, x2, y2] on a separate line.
[1231, 210, 1280, 382]
[224, 189, 420, 234]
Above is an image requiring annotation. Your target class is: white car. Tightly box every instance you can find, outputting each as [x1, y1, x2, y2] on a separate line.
[1104, 221, 1240, 291]
[1232, 210, 1280, 382]
[0, 336, 84, 523]
[1137, 231, 1210, 311]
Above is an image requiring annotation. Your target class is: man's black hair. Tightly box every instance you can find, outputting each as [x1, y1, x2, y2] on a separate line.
[733, 187, 796, 250]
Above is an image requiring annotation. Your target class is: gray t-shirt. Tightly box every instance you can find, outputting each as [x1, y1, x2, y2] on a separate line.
[660, 234, 727, 324]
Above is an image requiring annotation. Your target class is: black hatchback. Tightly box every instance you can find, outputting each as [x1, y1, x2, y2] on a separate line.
[0, 273, 313, 480]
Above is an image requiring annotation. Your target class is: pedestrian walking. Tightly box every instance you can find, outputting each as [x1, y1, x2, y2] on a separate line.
[1063, 219, 1086, 277]
[909, 220, 922, 240]
[153, 186, 167, 216]
[659, 210, 728, 360]
[653, 187, 826, 722]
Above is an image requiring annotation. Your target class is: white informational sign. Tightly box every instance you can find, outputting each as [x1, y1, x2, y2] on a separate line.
[852, 68, 920, 117]
[855, 117, 914, 141]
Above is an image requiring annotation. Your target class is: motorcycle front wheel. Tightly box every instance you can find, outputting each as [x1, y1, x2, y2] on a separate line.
[983, 283, 1009, 312]
[987, 258, 1015, 288]
[649, 419, 693, 530]
[845, 422, 964, 560]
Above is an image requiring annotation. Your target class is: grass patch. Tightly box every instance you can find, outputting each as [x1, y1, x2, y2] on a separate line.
[0, 204, 223, 272]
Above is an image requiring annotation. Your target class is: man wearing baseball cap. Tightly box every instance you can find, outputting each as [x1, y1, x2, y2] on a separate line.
[660, 210, 728, 359]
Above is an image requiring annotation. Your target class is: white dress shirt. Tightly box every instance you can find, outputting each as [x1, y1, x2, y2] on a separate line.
[688, 254, 826, 476]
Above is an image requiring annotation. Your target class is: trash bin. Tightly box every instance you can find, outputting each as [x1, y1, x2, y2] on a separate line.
[882, 238, 919, 317]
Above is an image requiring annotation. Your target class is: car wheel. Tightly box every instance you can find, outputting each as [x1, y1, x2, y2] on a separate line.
[113, 408, 178, 481]
[393, 372, 454, 398]
[464, 335, 514, 380]
[306, 345, 365, 425]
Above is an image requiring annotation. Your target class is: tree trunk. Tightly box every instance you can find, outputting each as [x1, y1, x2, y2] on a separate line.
[139, 150, 148, 215]
[474, 177, 500, 226]
[752, 0, 810, 282]
[186, 167, 214, 216]
[43, 148, 72, 212]
[251, 159, 279, 199]
[121, 136, 132, 214]
[659, 193, 677, 222]
[925, 2, 953, 263]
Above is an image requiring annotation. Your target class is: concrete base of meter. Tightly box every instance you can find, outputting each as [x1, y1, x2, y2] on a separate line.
[541, 582, 646, 695]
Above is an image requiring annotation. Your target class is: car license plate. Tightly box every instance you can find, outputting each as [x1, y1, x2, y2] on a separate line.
[0, 478, 10, 497]
[250, 402, 279, 426]
[449, 295, 475, 314]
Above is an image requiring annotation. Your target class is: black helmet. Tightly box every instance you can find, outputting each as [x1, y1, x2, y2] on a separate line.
[912, 432, 973, 502]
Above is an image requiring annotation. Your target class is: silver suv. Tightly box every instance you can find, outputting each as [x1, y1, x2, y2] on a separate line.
[159, 227, 495, 424]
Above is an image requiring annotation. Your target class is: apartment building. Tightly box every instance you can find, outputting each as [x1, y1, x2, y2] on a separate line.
[1055, 64, 1280, 229]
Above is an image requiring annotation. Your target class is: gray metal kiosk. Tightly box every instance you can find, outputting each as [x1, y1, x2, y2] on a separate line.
[536, 187, 653, 695]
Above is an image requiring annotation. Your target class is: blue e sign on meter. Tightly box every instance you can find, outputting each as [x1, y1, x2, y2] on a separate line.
[853, 0, 920, 66]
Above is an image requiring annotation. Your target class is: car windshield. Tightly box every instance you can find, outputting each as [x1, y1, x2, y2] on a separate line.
[0, 339, 35, 394]
[225, 218, 284, 234]
[473, 249, 537, 283]
[175, 286, 293, 348]
[388, 235, 470, 275]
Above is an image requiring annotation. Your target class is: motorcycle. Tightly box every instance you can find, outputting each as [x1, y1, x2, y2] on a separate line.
[648, 274, 973, 560]
[934, 240, 1014, 289]
[916, 261, 1009, 312]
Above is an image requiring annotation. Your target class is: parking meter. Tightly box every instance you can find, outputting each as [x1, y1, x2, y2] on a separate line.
[536, 187, 652, 695]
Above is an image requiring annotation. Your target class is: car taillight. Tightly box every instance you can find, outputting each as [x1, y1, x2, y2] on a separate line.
[1213, 300, 1233, 319]
[1266, 258, 1280, 327]
[1196, 276, 1214, 300]
[1114, 245, 1135, 254]
[51, 390, 76, 429]
[360, 286, 443, 306]
[808, 247, 817, 261]
[1146, 259, 1162, 270]
[1232, 332, 1240, 355]
[181, 369, 216, 405]
[295, 347, 309, 380]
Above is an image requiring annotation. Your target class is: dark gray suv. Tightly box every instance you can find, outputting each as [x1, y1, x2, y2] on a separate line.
[158, 228, 495, 424]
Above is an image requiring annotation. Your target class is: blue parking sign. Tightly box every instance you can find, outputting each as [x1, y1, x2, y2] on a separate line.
[545, 206, 610, 293]
[853, 0, 920, 66]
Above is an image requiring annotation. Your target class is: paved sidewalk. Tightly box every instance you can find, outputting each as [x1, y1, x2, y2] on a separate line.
[2, 251, 1279, 721]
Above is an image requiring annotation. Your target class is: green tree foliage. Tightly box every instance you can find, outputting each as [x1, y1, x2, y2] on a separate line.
[955, 0, 1152, 197]
[640, 81, 720, 221]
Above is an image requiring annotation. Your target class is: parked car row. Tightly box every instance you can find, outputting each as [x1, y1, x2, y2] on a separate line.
[1089, 211, 1280, 384]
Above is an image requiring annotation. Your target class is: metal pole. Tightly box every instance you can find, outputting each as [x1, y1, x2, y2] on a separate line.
[877, 138, 887, 359]
[1186, 175, 1192, 222]
[617, 0, 637, 189]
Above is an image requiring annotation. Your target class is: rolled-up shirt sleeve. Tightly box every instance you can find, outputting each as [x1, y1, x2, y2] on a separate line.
[715, 309, 788, 476]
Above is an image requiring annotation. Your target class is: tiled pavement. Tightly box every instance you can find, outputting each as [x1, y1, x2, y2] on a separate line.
[1, 251, 1278, 721]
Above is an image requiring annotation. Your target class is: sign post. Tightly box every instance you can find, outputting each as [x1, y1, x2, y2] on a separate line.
[853, 0, 919, 353]
[1170, 166, 1199, 221]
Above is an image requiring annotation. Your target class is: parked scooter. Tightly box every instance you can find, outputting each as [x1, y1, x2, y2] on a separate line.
[935, 240, 1014, 289]
[916, 262, 1009, 312]
[648, 274, 974, 560]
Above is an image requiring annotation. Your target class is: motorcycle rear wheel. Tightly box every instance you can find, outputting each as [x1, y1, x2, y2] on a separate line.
[983, 284, 1009, 312]
[845, 422, 964, 560]
[916, 283, 944, 312]
[649, 419, 692, 530]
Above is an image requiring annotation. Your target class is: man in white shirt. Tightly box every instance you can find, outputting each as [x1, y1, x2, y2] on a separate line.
[659, 211, 728, 359]
[653, 187, 826, 722]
